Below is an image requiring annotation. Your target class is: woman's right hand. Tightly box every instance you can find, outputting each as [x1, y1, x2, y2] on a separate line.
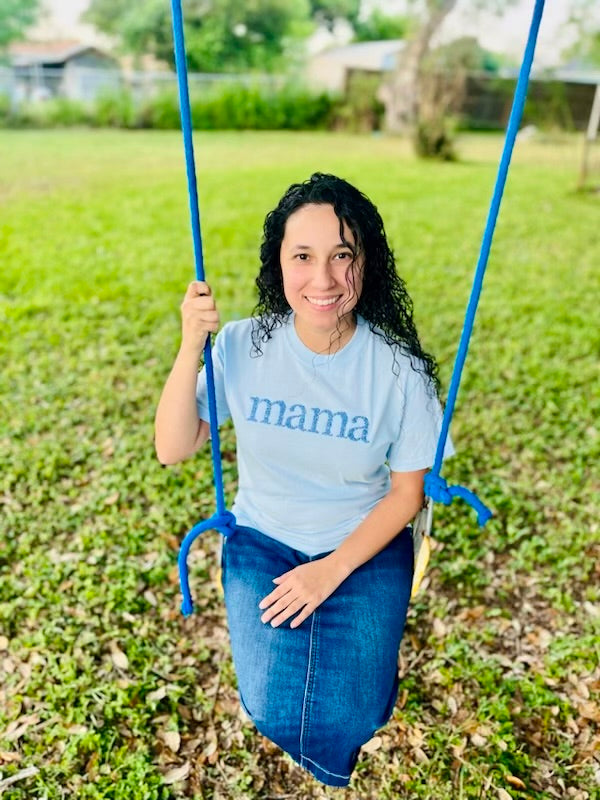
[180, 280, 220, 353]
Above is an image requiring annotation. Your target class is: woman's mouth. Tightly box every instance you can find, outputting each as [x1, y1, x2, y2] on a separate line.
[305, 295, 342, 309]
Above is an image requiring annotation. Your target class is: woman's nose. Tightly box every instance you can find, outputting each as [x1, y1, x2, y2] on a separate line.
[311, 260, 337, 288]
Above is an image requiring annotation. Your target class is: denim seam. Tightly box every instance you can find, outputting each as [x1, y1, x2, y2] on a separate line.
[299, 610, 318, 759]
[300, 754, 352, 782]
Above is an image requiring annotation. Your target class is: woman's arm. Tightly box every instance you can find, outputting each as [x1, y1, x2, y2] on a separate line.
[154, 281, 218, 465]
[259, 469, 426, 628]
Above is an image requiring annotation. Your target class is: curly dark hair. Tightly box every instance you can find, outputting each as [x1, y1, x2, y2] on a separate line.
[252, 172, 440, 392]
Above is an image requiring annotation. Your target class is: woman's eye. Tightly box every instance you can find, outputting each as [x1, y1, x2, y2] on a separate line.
[295, 253, 309, 261]
[336, 252, 352, 260]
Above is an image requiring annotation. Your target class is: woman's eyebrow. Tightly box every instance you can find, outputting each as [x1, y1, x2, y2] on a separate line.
[290, 242, 353, 250]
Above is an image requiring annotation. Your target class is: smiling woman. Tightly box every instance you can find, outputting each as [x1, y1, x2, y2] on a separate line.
[154, 173, 454, 787]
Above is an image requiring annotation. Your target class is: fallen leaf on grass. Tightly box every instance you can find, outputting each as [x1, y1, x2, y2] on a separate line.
[109, 642, 129, 671]
[162, 762, 190, 784]
[201, 739, 218, 759]
[3, 715, 39, 742]
[497, 789, 513, 800]
[147, 686, 168, 703]
[163, 731, 181, 753]
[361, 736, 382, 753]
[0, 751, 21, 764]
[413, 747, 429, 763]
[66, 725, 88, 735]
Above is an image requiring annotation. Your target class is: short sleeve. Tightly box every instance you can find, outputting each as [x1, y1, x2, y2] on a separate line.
[196, 327, 231, 426]
[387, 368, 455, 472]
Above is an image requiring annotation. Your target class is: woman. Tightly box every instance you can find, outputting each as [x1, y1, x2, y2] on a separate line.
[155, 173, 453, 787]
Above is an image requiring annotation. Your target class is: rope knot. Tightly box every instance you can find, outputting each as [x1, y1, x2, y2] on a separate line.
[424, 472, 453, 505]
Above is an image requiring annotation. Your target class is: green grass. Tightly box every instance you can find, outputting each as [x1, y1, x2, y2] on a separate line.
[0, 129, 599, 799]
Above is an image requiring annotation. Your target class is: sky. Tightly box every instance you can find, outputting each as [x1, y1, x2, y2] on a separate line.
[34, 0, 595, 67]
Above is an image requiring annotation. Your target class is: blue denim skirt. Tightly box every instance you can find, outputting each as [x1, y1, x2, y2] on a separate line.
[221, 525, 414, 787]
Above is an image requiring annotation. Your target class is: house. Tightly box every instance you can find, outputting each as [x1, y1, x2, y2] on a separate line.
[307, 39, 405, 93]
[6, 40, 120, 103]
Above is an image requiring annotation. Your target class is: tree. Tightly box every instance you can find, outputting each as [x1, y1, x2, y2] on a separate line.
[353, 10, 412, 43]
[0, 0, 40, 49]
[565, 0, 600, 66]
[384, 0, 517, 136]
[308, 0, 360, 32]
[85, 0, 312, 72]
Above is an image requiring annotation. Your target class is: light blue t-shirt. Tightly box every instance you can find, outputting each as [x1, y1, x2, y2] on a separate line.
[196, 315, 453, 556]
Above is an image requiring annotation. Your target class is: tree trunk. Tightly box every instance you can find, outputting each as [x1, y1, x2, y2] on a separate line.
[383, 0, 459, 133]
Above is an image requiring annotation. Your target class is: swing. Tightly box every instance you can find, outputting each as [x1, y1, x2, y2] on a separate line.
[170, 0, 546, 613]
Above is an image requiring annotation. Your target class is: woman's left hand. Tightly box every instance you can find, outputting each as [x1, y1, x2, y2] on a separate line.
[258, 557, 350, 629]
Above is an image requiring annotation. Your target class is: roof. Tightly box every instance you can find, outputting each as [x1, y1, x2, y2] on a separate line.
[8, 41, 116, 67]
[312, 39, 405, 73]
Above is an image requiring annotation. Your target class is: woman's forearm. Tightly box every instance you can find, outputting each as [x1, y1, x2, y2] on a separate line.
[154, 343, 208, 464]
[327, 477, 424, 579]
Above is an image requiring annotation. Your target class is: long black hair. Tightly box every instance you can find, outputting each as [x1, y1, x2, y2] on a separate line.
[252, 172, 440, 392]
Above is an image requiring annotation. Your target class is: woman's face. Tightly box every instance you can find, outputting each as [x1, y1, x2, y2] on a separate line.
[279, 203, 363, 351]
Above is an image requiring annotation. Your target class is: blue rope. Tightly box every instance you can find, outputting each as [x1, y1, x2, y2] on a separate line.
[424, 0, 545, 525]
[170, 0, 236, 616]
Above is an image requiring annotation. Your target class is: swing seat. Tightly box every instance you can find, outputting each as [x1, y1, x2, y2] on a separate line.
[410, 496, 434, 599]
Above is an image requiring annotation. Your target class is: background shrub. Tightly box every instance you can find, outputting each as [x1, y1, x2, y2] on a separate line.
[136, 89, 180, 129]
[93, 88, 135, 128]
[331, 73, 385, 132]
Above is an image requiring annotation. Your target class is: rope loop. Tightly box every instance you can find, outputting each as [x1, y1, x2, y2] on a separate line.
[178, 511, 237, 616]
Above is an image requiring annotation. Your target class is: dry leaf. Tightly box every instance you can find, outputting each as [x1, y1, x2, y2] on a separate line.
[576, 681, 590, 700]
[0, 751, 21, 764]
[66, 725, 88, 735]
[163, 731, 181, 753]
[0, 636, 8, 651]
[497, 789, 512, 800]
[362, 736, 382, 753]
[432, 618, 447, 638]
[144, 590, 158, 607]
[162, 762, 190, 784]
[413, 747, 429, 763]
[2, 657, 15, 674]
[147, 686, 168, 703]
[471, 733, 488, 748]
[202, 739, 218, 758]
[578, 702, 600, 722]
[110, 643, 129, 671]
[3, 715, 39, 742]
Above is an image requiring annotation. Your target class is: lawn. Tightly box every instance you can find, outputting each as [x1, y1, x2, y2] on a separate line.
[0, 129, 598, 800]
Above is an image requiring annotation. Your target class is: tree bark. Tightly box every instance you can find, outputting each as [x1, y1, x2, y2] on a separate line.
[382, 0, 459, 133]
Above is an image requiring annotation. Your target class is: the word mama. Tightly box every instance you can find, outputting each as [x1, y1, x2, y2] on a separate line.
[247, 396, 370, 443]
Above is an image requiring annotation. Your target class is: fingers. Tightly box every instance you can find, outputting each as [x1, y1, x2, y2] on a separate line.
[180, 281, 219, 349]
[184, 280, 212, 299]
[261, 591, 310, 628]
[259, 587, 294, 622]
[259, 578, 316, 628]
